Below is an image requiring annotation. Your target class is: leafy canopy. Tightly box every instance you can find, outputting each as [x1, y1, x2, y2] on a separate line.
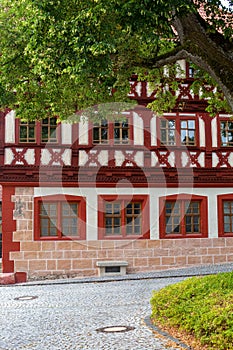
[0, 0, 232, 120]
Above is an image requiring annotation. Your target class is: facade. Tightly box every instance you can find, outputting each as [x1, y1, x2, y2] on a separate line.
[1, 60, 233, 281]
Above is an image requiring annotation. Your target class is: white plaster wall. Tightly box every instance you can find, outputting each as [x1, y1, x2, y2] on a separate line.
[78, 116, 89, 145]
[211, 117, 218, 148]
[199, 118, 206, 147]
[133, 112, 144, 145]
[5, 110, 16, 143]
[150, 115, 157, 146]
[34, 187, 232, 241]
[61, 123, 72, 145]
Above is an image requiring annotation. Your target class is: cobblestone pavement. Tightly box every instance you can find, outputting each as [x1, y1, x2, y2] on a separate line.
[1, 263, 233, 350]
[0, 277, 188, 350]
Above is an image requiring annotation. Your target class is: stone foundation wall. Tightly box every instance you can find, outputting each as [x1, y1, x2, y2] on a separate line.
[7, 187, 233, 280]
[10, 236, 233, 280]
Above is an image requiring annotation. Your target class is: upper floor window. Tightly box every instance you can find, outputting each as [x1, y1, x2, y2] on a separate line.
[159, 194, 208, 238]
[92, 120, 130, 145]
[19, 121, 36, 143]
[160, 119, 176, 146]
[188, 67, 195, 78]
[41, 117, 58, 143]
[181, 120, 196, 146]
[220, 121, 233, 146]
[114, 121, 129, 144]
[93, 120, 108, 144]
[159, 117, 197, 147]
[34, 195, 86, 240]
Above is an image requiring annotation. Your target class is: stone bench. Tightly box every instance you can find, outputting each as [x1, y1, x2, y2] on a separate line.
[96, 261, 128, 277]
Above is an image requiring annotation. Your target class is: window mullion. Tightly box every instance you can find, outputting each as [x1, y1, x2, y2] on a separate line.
[109, 123, 113, 146]
[57, 202, 62, 238]
[122, 201, 125, 237]
[181, 201, 186, 235]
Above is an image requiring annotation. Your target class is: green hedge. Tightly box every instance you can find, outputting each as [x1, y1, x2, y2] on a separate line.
[150, 272, 233, 350]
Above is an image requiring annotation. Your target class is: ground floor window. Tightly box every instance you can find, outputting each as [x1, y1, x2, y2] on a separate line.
[34, 195, 86, 240]
[218, 195, 233, 237]
[159, 194, 208, 238]
[98, 195, 149, 239]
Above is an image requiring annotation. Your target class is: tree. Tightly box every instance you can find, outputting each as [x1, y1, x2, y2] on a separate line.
[0, 0, 232, 120]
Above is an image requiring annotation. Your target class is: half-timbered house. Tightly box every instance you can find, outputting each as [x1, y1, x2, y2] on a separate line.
[1, 60, 233, 281]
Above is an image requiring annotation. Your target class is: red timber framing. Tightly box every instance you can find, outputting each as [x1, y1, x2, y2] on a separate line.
[1, 110, 233, 187]
[1, 186, 18, 272]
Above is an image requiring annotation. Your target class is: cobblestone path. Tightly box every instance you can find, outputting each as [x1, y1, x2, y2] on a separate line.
[0, 277, 187, 350]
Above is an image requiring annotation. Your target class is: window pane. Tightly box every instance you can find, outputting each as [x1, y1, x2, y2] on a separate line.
[114, 217, 121, 226]
[19, 121, 35, 143]
[93, 128, 99, 141]
[188, 120, 195, 128]
[184, 201, 200, 233]
[114, 121, 129, 144]
[20, 127, 27, 140]
[165, 201, 180, 234]
[181, 121, 187, 128]
[61, 203, 78, 236]
[224, 223, 231, 233]
[93, 120, 108, 144]
[126, 202, 141, 235]
[224, 215, 230, 224]
[181, 120, 196, 145]
[223, 201, 233, 233]
[114, 128, 120, 140]
[166, 225, 172, 234]
[114, 226, 121, 234]
[161, 120, 167, 128]
[126, 226, 132, 234]
[41, 117, 57, 143]
[40, 202, 58, 237]
[104, 202, 121, 235]
[168, 120, 175, 129]
[160, 119, 176, 145]
[220, 121, 233, 146]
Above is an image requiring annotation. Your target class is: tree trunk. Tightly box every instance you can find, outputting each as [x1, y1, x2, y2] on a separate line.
[172, 10, 233, 111]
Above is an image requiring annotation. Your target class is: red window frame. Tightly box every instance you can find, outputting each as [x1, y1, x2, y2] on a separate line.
[90, 118, 133, 146]
[157, 115, 199, 148]
[159, 194, 208, 239]
[41, 117, 59, 144]
[15, 117, 61, 145]
[218, 117, 233, 148]
[98, 195, 149, 239]
[218, 194, 233, 237]
[19, 120, 36, 143]
[34, 195, 86, 240]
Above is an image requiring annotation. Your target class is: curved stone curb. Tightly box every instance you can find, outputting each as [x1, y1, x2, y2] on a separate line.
[1, 262, 233, 287]
[144, 315, 193, 350]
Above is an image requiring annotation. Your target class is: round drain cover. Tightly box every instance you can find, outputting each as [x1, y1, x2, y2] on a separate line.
[14, 296, 38, 301]
[96, 326, 135, 333]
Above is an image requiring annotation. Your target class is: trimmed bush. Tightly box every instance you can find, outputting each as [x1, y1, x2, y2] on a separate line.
[150, 272, 233, 350]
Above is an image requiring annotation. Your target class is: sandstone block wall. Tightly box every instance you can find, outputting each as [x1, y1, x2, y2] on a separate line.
[7, 187, 233, 280]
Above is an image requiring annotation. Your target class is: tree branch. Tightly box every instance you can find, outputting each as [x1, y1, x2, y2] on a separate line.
[139, 46, 190, 69]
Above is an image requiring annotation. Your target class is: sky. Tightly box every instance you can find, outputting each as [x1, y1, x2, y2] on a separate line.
[221, 0, 232, 8]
